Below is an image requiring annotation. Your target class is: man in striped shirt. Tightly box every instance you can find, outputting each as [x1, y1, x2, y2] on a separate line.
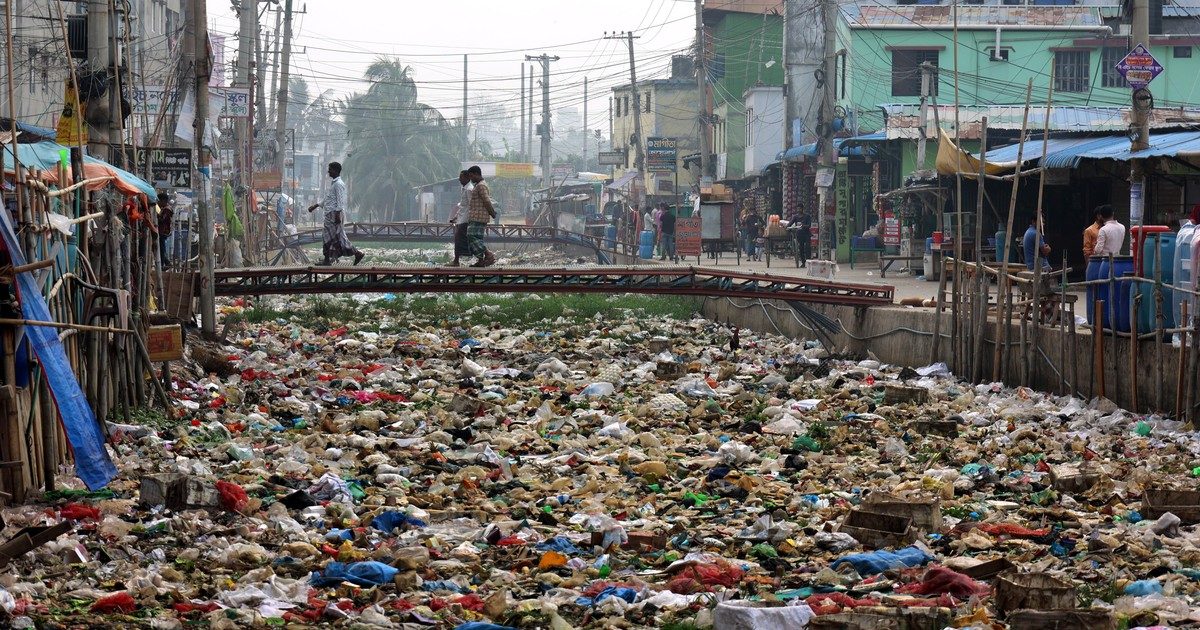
[465, 165, 497, 267]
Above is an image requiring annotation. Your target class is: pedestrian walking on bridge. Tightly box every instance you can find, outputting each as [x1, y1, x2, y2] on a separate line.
[466, 165, 497, 267]
[307, 162, 364, 266]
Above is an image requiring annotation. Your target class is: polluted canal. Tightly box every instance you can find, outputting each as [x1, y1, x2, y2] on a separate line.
[5, 274, 1200, 629]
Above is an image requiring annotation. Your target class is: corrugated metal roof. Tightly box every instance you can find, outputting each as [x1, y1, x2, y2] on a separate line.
[847, 4, 1103, 27]
[778, 134, 882, 161]
[881, 104, 1200, 139]
[978, 131, 1200, 169]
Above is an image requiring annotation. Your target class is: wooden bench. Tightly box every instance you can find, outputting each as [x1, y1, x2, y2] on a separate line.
[849, 243, 886, 269]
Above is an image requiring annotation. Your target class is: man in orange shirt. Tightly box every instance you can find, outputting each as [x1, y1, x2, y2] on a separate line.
[1082, 210, 1102, 258]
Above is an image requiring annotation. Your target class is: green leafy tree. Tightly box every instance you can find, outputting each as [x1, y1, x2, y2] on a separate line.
[341, 58, 460, 221]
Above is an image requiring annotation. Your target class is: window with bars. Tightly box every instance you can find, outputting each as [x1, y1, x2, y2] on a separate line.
[891, 49, 939, 97]
[1054, 50, 1090, 92]
[1100, 47, 1125, 88]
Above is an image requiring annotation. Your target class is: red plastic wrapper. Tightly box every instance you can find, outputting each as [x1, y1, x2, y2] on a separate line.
[896, 566, 990, 598]
[666, 562, 746, 593]
[976, 523, 1050, 538]
[215, 480, 250, 512]
[454, 594, 486, 612]
[173, 601, 220, 614]
[91, 592, 137, 614]
[60, 502, 101, 521]
[804, 592, 879, 615]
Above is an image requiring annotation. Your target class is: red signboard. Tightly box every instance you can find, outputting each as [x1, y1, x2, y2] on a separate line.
[676, 217, 702, 257]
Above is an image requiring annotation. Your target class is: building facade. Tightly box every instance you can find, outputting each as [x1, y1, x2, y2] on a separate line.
[611, 76, 700, 204]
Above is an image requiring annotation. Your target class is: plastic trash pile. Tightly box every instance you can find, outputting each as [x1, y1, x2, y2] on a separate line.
[3, 290, 1200, 629]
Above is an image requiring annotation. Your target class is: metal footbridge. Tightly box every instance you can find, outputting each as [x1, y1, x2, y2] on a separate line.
[270, 222, 620, 265]
[212, 265, 894, 306]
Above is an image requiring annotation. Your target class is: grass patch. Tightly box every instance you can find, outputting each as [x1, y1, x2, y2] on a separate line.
[379, 293, 698, 327]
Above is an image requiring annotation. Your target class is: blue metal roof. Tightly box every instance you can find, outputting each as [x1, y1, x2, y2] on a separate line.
[778, 133, 885, 161]
[979, 131, 1200, 170]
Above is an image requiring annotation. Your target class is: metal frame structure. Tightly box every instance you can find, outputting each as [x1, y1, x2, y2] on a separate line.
[270, 222, 620, 265]
[213, 265, 894, 306]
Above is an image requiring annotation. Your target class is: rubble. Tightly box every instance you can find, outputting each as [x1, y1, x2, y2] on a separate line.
[3, 288, 1200, 628]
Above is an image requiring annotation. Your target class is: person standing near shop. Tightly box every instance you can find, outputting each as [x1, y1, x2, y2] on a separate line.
[307, 161, 365, 266]
[1082, 209, 1102, 259]
[447, 170, 472, 267]
[797, 210, 813, 268]
[1023, 216, 1050, 270]
[659, 204, 678, 263]
[465, 165, 497, 267]
[1093, 204, 1126, 256]
[742, 209, 764, 260]
[156, 192, 174, 268]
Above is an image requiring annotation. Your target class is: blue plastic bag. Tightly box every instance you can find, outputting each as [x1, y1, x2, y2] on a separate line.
[422, 580, 468, 593]
[574, 586, 638, 607]
[454, 623, 516, 630]
[310, 561, 398, 587]
[371, 511, 428, 532]
[535, 536, 582, 555]
[1124, 579, 1163, 596]
[830, 545, 933, 575]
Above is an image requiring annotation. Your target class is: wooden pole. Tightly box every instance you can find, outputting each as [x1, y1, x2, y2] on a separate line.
[971, 118, 989, 383]
[1095, 298, 1106, 399]
[1131, 292, 1140, 411]
[995, 79, 1035, 383]
[1028, 69, 1054, 390]
[1178, 301, 1188, 418]
[1060, 255, 1068, 396]
[1155, 234, 1166, 411]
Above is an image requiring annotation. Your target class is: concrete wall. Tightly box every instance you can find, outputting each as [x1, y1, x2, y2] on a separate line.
[702, 297, 1186, 415]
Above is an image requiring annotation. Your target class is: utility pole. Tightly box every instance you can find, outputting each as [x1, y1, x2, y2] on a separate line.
[256, 27, 268, 131]
[915, 62, 934, 170]
[1130, 0, 1151, 243]
[274, 0, 294, 189]
[268, 7, 282, 126]
[86, 0, 111, 160]
[696, 0, 711, 179]
[191, 0, 216, 335]
[607, 32, 644, 202]
[520, 65, 526, 162]
[528, 64, 534, 167]
[525, 54, 559, 191]
[583, 76, 589, 172]
[462, 55, 469, 161]
[816, 0, 838, 261]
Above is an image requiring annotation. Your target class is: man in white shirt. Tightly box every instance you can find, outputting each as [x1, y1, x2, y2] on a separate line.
[1093, 204, 1126, 256]
[448, 170, 473, 267]
[307, 162, 364, 265]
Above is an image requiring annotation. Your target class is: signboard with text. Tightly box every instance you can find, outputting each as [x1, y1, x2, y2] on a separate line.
[131, 85, 177, 116]
[646, 137, 677, 173]
[676, 216, 702, 257]
[122, 147, 193, 188]
[882, 210, 900, 246]
[214, 87, 251, 118]
[598, 150, 625, 166]
[1116, 44, 1163, 90]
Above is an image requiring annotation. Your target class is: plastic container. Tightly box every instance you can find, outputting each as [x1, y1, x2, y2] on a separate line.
[1131, 225, 1172, 275]
[603, 225, 617, 249]
[932, 231, 944, 244]
[1174, 222, 1197, 328]
[1086, 256, 1104, 325]
[1094, 255, 1134, 332]
[638, 230, 655, 259]
[995, 231, 1008, 263]
[1134, 231, 1176, 334]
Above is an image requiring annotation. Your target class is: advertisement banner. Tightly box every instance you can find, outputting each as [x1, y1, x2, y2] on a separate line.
[55, 80, 87, 146]
[676, 217, 702, 257]
[646, 137, 677, 174]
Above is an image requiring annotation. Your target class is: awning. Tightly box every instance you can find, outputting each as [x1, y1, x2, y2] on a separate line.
[935, 129, 1010, 177]
[2, 140, 156, 198]
[777, 133, 884, 162]
[958, 130, 1200, 172]
[606, 170, 639, 190]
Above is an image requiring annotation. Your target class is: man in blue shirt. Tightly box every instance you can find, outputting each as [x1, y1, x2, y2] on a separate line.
[1023, 216, 1050, 270]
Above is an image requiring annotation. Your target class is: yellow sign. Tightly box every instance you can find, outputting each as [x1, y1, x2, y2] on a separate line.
[55, 80, 88, 146]
[494, 162, 536, 179]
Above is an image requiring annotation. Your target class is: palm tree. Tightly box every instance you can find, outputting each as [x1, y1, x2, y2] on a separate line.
[341, 58, 460, 221]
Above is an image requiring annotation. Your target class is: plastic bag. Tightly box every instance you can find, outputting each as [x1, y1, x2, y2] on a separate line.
[581, 382, 615, 397]
[91, 591, 137, 613]
[831, 545, 933, 575]
[309, 561, 398, 587]
[215, 480, 249, 512]
[896, 566, 989, 598]
[713, 600, 815, 630]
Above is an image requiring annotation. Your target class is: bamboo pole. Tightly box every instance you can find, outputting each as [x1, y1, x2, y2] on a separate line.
[1131, 292, 1140, 412]
[1178, 302, 1188, 419]
[995, 79, 1035, 383]
[971, 118, 989, 383]
[1189, 311, 1200, 424]
[1095, 298, 1106, 399]
[1155, 233, 1166, 412]
[1059, 256, 1068, 396]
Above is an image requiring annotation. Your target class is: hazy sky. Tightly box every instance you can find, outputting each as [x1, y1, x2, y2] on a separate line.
[208, 1, 698, 134]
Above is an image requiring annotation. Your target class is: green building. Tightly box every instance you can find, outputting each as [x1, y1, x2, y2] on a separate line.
[705, 3, 786, 181]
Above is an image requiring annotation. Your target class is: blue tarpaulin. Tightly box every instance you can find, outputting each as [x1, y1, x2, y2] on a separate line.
[0, 208, 117, 490]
